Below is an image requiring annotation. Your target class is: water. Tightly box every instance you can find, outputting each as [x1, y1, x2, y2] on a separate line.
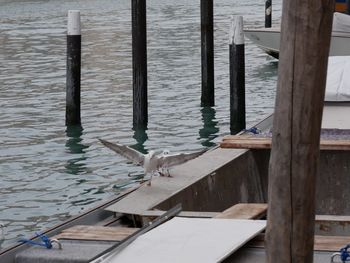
[0, 0, 281, 249]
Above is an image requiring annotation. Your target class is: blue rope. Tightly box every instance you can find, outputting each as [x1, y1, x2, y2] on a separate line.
[340, 244, 350, 262]
[244, 127, 261, 135]
[18, 232, 53, 249]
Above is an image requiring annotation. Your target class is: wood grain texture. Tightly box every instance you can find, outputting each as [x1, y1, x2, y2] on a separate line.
[215, 203, 267, 219]
[220, 136, 350, 150]
[55, 225, 139, 241]
[265, 0, 335, 262]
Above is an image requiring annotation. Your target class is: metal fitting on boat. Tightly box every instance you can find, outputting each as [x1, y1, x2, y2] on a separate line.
[50, 239, 62, 250]
[331, 252, 346, 263]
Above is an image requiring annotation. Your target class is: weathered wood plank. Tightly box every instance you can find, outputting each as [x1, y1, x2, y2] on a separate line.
[55, 226, 139, 241]
[215, 203, 267, 219]
[221, 139, 271, 149]
[249, 234, 350, 252]
[265, 0, 334, 261]
[221, 137, 350, 151]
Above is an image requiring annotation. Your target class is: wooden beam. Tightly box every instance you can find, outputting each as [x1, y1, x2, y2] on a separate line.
[200, 0, 214, 106]
[265, 0, 334, 262]
[229, 16, 246, 134]
[249, 234, 350, 252]
[215, 203, 267, 219]
[220, 136, 350, 151]
[54, 226, 139, 241]
[132, 0, 148, 128]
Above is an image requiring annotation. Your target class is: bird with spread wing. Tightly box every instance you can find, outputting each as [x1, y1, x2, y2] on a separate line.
[99, 139, 206, 185]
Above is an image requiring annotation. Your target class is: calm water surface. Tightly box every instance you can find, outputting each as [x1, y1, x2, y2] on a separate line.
[0, 0, 282, 249]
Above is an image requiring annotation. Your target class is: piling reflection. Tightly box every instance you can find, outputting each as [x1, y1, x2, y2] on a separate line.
[65, 125, 89, 175]
[199, 107, 219, 147]
[130, 126, 148, 154]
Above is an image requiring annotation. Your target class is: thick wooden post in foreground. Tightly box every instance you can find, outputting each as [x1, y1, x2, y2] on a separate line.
[229, 16, 246, 135]
[265, 0, 334, 262]
[132, 0, 148, 128]
[200, 0, 214, 106]
[265, 0, 272, 28]
[66, 10, 81, 126]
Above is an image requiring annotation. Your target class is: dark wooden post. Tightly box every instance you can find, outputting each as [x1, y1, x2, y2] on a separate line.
[265, 0, 335, 262]
[66, 10, 81, 126]
[265, 0, 272, 28]
[200, 0, 214, 106]
[132, 0, 148, 128]
[229, 16, 245, 135]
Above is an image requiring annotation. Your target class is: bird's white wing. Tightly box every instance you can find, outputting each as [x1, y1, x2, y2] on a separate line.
[99, 139, 144, 165]
[158, 149, 207, 167]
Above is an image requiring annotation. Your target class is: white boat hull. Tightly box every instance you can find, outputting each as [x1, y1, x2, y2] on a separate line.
[245, 28, 350, 58]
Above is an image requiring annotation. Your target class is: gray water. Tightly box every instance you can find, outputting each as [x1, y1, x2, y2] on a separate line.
[0, 0, 281, 249]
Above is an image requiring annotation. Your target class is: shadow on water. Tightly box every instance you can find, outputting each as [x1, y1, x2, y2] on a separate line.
[64, 125, 89, 175]
[199, 107, 219, 147]
[130, 126, 149, 154]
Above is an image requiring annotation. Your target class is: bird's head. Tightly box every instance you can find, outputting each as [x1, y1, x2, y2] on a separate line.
[162, 149, 170, 155]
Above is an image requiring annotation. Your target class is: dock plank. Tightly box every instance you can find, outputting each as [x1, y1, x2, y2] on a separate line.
[215, 203, 267, 219]
[221, 136, 350, 151]
[55, 226, 138, 241]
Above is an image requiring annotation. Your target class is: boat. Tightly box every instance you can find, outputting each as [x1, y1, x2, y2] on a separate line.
[245, 12, 350, 59]
[1, 99, 350, 262]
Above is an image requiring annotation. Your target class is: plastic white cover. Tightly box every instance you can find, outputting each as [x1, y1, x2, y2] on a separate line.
[326, 56, 350, 101]
[102, 217, 266, 263]
[332, 12, 350, 32]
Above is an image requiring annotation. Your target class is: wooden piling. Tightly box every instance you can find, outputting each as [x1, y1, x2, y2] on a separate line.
[265, 0, 335, 262]
[66, 10, 81, 126]
[200, 0, 214, 107]
[229, 16, 245, 135]
[132, 0, 148, 128]
[265, 0, 272, 28]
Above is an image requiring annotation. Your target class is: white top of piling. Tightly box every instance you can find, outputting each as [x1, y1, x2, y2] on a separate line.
[229, 16, 244, 45]
[68, 10, 81, 35]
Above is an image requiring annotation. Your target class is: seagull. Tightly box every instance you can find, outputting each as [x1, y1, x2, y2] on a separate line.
[99, 139, 206, 185]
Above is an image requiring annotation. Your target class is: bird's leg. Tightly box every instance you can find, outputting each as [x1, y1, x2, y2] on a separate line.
[155, 167, 165, 177]
[147, 173, 153, 186]
[158, 168, 166, 177]
[166, 168, 172, 177]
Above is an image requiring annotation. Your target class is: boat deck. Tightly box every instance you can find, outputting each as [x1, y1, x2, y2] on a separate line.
[4, 104, 350, 262]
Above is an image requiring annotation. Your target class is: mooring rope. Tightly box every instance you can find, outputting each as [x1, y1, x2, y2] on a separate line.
[331, 244, 350, 262]
[18, 232, 61, 249]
